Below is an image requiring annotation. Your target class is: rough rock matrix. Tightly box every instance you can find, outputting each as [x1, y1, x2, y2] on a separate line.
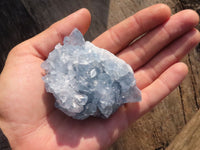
[41, 28, 141, 120]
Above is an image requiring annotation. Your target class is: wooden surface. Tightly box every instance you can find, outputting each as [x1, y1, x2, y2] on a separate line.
[167, 109, 200, 150]
[0, 0, 199, 149]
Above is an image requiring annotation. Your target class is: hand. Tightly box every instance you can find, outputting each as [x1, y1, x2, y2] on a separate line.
[0, 4, 199, 150]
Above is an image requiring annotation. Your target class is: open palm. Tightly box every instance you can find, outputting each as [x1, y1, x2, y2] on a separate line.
[0, 4, 199, 150]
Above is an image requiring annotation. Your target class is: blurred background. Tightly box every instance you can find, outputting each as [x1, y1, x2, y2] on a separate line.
[0, 0, 200, 149]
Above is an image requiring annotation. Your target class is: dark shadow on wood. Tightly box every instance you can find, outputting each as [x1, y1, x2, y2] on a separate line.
[20, 0, 110, 40]
[0, 0, 41, 72]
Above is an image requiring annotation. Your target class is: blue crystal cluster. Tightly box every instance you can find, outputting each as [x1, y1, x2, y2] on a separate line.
[41, 28, 141, 120]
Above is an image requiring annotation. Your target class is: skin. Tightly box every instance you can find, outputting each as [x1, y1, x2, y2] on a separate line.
[0, 4, 199, 150]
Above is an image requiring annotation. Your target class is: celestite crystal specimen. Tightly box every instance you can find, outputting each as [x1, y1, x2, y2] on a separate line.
[41, 28, 141, 120]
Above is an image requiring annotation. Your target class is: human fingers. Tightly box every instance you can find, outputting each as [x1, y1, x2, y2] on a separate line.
[17, 8, 91, 59]
[125, 62, 188, 123]
[118, 10, 199, 70]
[135, 29, 200, 89]
[92, 4, 171, 54]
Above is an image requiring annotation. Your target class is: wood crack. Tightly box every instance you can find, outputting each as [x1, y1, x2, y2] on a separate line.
[188, 54, 199, 110]
[178, 86, 187, 124]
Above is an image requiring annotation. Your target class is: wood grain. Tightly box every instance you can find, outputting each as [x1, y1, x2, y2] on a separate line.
[0, 0, 199, 149]
[167, 110, 200, 150]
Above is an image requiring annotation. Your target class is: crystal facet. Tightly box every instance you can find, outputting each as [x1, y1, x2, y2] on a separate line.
[41, 28, 141, 120]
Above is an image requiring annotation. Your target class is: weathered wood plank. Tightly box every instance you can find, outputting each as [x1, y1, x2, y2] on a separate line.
[167, 110, 200, 150]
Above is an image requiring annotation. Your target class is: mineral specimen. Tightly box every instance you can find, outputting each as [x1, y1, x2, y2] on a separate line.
[41, 28, 141, 120]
